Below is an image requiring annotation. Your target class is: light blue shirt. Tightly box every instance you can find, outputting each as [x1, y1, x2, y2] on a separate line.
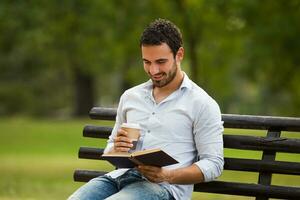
[104, 73, 224, 200]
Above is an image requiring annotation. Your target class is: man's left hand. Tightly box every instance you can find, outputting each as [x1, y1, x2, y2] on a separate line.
[137, 165, 174, 183]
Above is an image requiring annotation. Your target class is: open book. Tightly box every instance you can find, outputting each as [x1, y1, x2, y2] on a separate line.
[101, 148, 179, 168]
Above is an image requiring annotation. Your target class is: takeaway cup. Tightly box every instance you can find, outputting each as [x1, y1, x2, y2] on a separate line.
[121, 123, 141, 150]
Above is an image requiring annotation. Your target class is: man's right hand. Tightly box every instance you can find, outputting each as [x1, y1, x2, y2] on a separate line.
[113, 128, 133, 152]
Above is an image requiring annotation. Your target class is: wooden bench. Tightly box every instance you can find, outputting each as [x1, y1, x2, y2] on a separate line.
[73, 107, 300, 199]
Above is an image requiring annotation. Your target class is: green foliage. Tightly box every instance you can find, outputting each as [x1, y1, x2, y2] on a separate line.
[238, 0, 300, 115]
[0, 0, 299, 116]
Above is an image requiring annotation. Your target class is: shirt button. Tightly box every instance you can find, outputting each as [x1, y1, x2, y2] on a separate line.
[147, 130, 151, 133]
[152, 112, 155, 115]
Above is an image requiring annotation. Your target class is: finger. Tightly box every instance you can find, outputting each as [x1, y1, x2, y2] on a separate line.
[114, 136, 133, 148]
[144, 171, 158, 178]
[115, 146, 131, 152]
[115, 141, 133, 149]
[138, 165, 160, 172]
[117, 128, 128, 137]
[142, 172, 161, 183]
[114, 141, 132, 151]
[138, 167, 159, 178]
[113, 134, 133, 152]
[138, 167, 170, 183]
[114, 136, 132, 143]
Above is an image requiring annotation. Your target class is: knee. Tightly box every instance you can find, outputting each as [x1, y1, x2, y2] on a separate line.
[67, 193, 80, 200]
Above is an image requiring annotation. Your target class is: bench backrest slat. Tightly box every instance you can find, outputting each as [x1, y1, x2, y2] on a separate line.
[78, 147, 104, 160]
[224, 135, 300, 153]
[222, 114, 300, 131]
[225, 158, 300, 175]
[83, 125, 112, 138]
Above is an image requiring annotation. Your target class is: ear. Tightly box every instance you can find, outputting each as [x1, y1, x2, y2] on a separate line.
[176, 47, 184, 63]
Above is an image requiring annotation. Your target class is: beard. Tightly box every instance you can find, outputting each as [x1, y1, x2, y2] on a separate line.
[151, 61, 178, 88]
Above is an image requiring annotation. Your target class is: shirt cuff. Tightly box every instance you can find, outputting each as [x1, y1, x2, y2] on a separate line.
[194, 158, 223, 182]
[104, 143, 114, 154]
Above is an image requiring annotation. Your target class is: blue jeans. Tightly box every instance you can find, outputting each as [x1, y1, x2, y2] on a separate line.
[68, 169, 174, 200]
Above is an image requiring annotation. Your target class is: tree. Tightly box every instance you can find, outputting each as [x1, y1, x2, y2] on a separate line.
[237, 0, 300, 116]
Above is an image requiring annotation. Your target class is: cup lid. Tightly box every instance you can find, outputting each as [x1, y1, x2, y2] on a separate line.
[121, 123, 141, 129]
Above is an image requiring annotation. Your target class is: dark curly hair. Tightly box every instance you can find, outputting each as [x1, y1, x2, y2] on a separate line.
[140, 18, 183, 57]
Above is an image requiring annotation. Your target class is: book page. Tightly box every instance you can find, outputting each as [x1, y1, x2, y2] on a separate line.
[131, 148, 161, 156]
[102, 151, 131, 157]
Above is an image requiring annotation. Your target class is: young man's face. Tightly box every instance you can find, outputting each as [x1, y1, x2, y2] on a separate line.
[142, 43, 181, 88]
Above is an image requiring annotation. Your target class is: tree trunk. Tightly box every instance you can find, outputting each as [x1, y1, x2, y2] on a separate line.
[73, 68, 95, 116]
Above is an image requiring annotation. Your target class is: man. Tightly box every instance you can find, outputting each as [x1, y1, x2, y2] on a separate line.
[68, 18, 224, 200]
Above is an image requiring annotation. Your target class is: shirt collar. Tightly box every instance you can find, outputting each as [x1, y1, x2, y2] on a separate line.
[179, 72, 193, 90]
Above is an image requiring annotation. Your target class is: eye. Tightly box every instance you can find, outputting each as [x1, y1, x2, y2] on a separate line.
[143, 60, 151, 65]
[157, 59, 167, 64]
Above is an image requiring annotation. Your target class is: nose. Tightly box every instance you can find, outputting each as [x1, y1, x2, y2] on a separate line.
[149, 64, 160, 75]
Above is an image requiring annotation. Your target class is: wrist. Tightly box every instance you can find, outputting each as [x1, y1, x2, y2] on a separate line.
[166, 169, 176, 184]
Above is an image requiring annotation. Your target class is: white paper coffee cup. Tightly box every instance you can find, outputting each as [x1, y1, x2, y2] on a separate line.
[121, 123, 141, 150]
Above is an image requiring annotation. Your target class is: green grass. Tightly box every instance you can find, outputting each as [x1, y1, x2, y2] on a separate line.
[0, 117, 299, 200]
[0, 117, 112, 200]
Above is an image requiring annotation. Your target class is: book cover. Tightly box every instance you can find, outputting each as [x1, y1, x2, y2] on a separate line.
[101, 148, 178, 168]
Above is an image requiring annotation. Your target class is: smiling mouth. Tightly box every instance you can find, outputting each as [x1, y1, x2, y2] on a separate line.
[152, 73, 165, 80]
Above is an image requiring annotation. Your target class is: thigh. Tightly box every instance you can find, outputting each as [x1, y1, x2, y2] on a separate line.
[68, 175, 118, 200]
[106, 181, 173, 200]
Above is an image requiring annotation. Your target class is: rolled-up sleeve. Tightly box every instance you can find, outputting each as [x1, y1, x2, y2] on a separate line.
[193, 98, 224, 182]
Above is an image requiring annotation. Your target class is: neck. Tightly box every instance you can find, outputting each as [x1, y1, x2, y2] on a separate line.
[153, 69, 184, 103]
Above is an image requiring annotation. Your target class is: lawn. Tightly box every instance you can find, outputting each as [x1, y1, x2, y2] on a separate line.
[0, 117, 299, 200]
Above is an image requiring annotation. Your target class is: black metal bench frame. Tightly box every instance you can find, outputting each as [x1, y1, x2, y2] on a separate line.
[74, 107, 300, 199]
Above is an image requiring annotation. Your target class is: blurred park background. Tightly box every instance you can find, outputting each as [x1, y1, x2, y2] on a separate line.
[0, 0, 299, 199]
